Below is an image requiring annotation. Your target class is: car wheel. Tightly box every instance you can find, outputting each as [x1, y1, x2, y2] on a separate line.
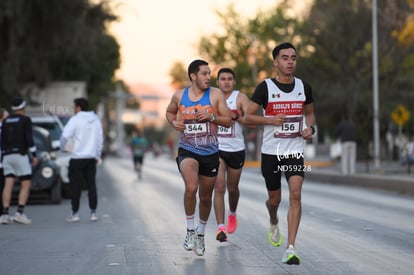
[50, 178, 62, 204]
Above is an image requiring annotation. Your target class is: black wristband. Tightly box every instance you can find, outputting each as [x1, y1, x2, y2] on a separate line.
[310, 126, 315, 135]
[32, 152, 37, 158]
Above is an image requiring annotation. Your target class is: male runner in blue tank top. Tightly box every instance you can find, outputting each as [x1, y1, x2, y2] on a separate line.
[245, 42, 316, 265]
[165, 59, 232, 256]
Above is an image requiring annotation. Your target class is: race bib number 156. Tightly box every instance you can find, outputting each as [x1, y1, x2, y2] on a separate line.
[274, 117, 302, 138]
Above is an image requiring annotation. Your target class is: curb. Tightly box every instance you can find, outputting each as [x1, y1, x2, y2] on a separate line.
[306, 170, 414, 195]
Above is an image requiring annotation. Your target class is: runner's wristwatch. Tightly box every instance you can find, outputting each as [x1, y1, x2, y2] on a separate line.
[210, 113, 216, 122]
[310, 125, 316, 135]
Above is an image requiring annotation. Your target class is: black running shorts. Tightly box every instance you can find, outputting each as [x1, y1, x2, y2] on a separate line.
[261, 153, 305, 191]
[218, 150, 245, 169]
[176, 147, 219, 177]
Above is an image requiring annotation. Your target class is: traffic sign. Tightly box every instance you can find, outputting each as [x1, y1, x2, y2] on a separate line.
[391, 104, 410, 126]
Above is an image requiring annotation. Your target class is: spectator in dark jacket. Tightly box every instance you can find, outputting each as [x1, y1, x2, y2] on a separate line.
[0, 98, 38, 224]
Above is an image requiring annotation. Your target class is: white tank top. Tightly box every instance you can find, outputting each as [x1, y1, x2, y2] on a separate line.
[261, 78, 306, 156]
[217, 91, 245, 151]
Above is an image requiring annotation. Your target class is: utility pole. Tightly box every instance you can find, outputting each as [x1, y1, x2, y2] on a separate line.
[372, 0, 381, 169]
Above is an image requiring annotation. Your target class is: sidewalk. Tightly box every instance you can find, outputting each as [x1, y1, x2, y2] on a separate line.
[245, 158, 414, 196]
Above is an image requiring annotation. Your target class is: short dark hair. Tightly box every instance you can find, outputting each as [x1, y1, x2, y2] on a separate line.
[272, 42, 296, 59]
[217, 68, 236, 79]
[187, 59, 208, 80]
[74, 97, 89, 111]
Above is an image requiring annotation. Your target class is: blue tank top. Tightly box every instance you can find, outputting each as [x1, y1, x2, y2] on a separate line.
[178, 87, 218, 155]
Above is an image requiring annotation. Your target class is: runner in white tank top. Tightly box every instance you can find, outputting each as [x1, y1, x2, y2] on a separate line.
[213, 68, 252, 242]
[217, 90, 245, 151]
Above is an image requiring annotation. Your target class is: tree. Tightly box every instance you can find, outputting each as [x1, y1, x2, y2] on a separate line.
[169, 61, 189, 90]
[0, 0, 120, 108]
[298, 0, 414, 148]
[297, 0, 373, 141]
[170, 0, 414, 153]
[197, 3, 299, 95]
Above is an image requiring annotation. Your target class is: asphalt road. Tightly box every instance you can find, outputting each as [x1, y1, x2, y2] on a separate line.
[1, 154, 413, 275]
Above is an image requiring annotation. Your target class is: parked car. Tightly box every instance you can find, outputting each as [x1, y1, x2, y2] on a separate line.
[30, 113, 64, 150]
[57, 115, 72, 126]
[27, 112, 71, 197]
[13, 126, 61, 204]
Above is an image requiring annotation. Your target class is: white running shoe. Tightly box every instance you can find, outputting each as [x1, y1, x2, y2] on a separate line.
[90, 213, 98, 222]
[13, 212, 32, 224]
[0, 214, 13, 224]
[268, 223, 282, 247]
[66, 213, 80, 222]
[282, 245, 300, 265]
[194, 234, 205, 256]
[183, 229, 196, 250]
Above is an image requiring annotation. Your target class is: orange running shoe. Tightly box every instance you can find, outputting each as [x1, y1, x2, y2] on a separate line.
[216, 226, 227, 242]
[227, 214, 237, 234]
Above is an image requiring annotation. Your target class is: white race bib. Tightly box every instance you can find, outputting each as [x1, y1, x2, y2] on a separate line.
[274, 116, 302, 138]
[184, 119, 209, 137]
[217, 122, 235, 138]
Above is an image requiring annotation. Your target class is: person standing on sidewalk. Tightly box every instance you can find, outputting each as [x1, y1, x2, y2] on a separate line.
[165, 59, 232, 256]
[60, 97, 103, 222]
[0, 108, 9, 217]
[244, 42, 316, 265]
[335, 113, 357, 175]
[213, 68, 251, 242]
[0, 98, 38, 224]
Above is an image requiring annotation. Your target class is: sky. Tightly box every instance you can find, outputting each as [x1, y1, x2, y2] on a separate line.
[108, 0, 284, 87]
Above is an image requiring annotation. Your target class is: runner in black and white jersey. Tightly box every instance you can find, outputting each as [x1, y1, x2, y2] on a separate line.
[245, 42, 316, 265]
[0, 98, 38, 224]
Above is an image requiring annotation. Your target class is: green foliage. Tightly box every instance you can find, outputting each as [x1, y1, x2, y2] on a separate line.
[195, 0, 414, 146]
[0, 0, 120, 109]
[169, 61, 189, 89]
[197, 3, 303, 96]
